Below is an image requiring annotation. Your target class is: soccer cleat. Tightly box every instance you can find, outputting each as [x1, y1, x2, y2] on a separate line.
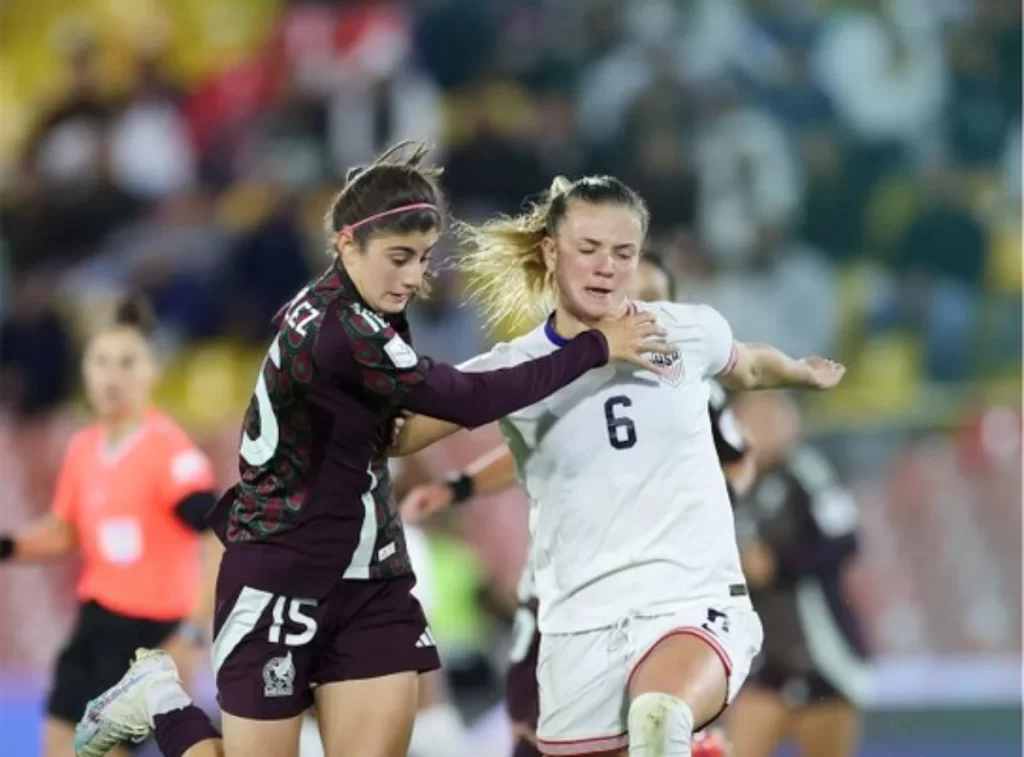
[74, 648, 179, 757]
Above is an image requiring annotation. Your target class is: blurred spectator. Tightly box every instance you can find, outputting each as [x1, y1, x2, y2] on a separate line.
[413, 0, 498, 92]
[108, 49, 197, 201]
[239, 76, 330, 190]
[618, 123, 699, 235]
[945, 25, 1016, 167]
[6, 34, 142, 270]
[671, 0, 754, 85]
[23, 34, 112, 191]
[0, 272, 73, 417]
[327, 66, 442, 175]
[871, 162, 989, 380]
[744, 3, 833, 133]
[529, 78, 590, 178]
[799, 129, 862, 263]
[312, 3, 443, 172]
[221, 192, 313, 343]
[405, 267, 487, 366]
[694, 75, 801, 267]
[444, 83, 547, 211]
[575, 0, 655, 145]
[813, 0, 947, 149]
[701, 233, 839, 361]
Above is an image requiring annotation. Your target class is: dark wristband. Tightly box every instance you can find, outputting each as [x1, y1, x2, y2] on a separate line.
[0, 536, 15, 561]
[446, 472, 475, 505]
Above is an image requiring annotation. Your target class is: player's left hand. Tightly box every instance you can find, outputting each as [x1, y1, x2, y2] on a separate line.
[801, 357, 845, 390]
[400, 483, 454, 524]
[741, 540, 777, 588]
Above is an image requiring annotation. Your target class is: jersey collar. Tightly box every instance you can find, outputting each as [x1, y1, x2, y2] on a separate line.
[543, 302, 638, 347]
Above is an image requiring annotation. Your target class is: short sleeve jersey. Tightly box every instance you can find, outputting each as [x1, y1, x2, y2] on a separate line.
[53, 410, 214, 620]
[462, 302, 745, 633]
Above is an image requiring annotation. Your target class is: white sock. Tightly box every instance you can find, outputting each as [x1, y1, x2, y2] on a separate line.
[628, 693, 694, 757]
[408, 703, 473, 757]
[143, 678, 192, 727]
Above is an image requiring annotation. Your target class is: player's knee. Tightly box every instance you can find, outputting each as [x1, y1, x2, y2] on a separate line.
[628, 693, 694, 755]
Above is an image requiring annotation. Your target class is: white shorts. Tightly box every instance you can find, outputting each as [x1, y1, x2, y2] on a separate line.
[536, 600, 763, 756]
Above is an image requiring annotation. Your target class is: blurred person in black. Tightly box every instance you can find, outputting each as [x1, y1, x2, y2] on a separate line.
[73, 142, 669, 757]
[869, 160, 988, 381]
[727, 392, 868, 757]
[0, 272, 73, 417]
[5, 32, 141, 270]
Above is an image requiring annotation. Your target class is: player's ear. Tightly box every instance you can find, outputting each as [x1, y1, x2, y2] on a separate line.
[335, 230, 358, 265]
[540, 235, 557, 274]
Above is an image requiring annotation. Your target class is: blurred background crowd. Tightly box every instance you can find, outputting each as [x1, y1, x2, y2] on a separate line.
[0, 0, 1020, 755]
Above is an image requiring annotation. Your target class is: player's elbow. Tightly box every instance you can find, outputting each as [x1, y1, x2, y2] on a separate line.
[721, 359, 760, 392]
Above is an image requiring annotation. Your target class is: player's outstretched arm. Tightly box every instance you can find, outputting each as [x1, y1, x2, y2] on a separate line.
[401, 445, 517, 523]
[720, 342, 845, 392]
[0, 515, 76, 562]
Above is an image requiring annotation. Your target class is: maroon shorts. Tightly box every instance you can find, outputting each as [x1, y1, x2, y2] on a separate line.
[212, 570, 440, 720]
[505, 598, 541, 730]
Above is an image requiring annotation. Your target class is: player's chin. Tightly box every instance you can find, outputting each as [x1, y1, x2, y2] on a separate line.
[378, 293, 412, 314]
[577, 291, 621, 321]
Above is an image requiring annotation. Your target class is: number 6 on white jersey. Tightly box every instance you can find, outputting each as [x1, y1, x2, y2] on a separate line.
[240, 338, 282, 466]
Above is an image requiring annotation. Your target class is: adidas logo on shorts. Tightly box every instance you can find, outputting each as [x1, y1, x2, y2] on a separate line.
[415, 629, 436, 648]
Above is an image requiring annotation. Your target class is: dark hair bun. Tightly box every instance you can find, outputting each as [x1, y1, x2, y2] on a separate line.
[113, 296, 155, 335]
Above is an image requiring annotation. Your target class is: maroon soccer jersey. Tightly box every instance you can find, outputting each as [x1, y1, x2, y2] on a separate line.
[209, 264, 607, 597]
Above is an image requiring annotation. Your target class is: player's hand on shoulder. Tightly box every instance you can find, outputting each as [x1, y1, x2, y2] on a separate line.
[800, 356, 845, 390]
[400, 483, 454, 524]
[594, 311, 673, 375]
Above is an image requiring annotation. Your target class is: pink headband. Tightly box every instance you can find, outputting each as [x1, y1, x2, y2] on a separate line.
[340, 203, 439, 236]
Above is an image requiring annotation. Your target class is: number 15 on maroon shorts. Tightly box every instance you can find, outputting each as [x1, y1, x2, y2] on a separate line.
[212, 573, 440, 720]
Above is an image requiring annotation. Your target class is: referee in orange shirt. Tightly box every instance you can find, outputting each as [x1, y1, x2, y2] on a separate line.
[1, 299, 222, 757]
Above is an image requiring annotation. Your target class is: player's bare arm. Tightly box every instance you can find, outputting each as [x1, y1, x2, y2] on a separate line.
[720, 342, 845, 392]
[400, 445, 518, 523]
[0, 514, 77, 561]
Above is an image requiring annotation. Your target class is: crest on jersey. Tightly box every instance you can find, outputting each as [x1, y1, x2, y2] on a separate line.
[384, 334, 418, 368]
[263, 651, 296, 698]
[649, 348, 684, 386]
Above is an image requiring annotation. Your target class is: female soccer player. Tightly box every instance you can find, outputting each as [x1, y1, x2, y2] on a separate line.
[73, 145, 669, 757]
[400, 253, 754, 757]
[0, 299, 219, 757]
[389, 174, 845, 757]
[727, 392, 867, 757]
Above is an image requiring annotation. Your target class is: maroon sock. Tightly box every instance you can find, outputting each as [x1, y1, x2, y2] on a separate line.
[152, 705, 220, 757]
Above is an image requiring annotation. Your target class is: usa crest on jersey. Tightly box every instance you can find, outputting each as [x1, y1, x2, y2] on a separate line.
[649, 348, 684, 386]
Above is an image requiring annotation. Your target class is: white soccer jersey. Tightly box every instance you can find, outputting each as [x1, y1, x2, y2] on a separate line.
[461, 302, 748, 633]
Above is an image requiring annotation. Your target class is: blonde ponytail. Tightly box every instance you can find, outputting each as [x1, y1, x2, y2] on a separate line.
[457, 174, 649, 332]
[456, 176, 572, 330]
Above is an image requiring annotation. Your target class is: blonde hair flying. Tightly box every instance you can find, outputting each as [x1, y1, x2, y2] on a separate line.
[455, 176, 572, 330]
[456, 175, 649, 331]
